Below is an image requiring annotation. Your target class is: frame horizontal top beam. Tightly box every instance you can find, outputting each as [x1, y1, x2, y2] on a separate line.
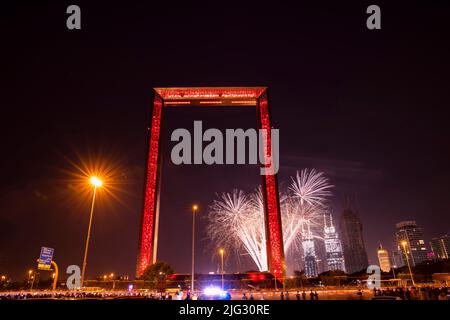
[154, 87, 267, 102]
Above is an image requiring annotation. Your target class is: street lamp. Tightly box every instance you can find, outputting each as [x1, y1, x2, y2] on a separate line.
[109, 273, 116, 291]
[191, 204, 198, 293]
[80, 176, 103, 289]
[401, 240, 415, 286]
[219, 248, 225, 290]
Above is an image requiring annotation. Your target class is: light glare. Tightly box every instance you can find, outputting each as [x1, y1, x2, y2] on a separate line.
[90, 176, 103, 187]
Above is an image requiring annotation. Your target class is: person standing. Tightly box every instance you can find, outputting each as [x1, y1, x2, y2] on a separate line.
[405, 288, 411, 300]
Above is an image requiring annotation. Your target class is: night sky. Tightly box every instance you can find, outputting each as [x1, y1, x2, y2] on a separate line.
[1, 1, 449, 280]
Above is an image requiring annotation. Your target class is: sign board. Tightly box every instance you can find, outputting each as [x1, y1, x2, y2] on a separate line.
[38, 247, 54, 270]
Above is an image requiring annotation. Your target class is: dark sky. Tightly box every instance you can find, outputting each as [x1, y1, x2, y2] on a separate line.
[1, 1, 450, 280]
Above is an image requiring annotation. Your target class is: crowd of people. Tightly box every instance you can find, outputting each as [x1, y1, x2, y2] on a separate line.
[373, 286, 449, 300]
[1, 286, 448, 300]
[0, 291, 163, 300]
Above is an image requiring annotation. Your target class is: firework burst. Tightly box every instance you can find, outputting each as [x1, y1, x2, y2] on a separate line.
[206, 189, 268, 271]
[206, 168, 333, 271]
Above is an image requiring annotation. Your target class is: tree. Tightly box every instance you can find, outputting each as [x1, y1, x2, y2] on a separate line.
[141, 261, 174, 290]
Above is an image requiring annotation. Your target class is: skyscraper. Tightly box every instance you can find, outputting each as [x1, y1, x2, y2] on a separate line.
[377, 244, 392, 272]
[391, 250, 402, 269]
[302, 222, 318, 277]
[340, 205, 369, 274]
[395, 221, 428, 267]
[324, 214, 345, 272]
[430, 235, 450, 260]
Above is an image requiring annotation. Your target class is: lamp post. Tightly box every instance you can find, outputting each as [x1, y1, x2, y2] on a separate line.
[80, 176, 103, 289]
[110, 273, 115, 291]
[219, 248, 225, 290]
[28, 270, 33, 291]
[191, 205, 198, 293]
[401, 240, 415, 286]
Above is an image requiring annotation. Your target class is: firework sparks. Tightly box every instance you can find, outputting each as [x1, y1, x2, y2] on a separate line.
[206, 189, 268, 271]
[289, 168, 333, 207]
[206, 169, 333, 271]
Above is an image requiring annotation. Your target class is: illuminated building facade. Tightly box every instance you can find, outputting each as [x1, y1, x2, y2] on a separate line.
[302, 222, 318, 277]
[136, 87, 285, 280]
[395, 221, 428, 267]
[430, 235, 450, 260]
[377, 244, 392, 272]
[323, 214, 346, 272]
[340, 205, 369, 274]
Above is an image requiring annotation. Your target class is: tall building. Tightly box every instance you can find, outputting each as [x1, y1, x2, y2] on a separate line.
[323, 214, 345, 272]
[302, 222, 318, 277]
[340, 204, 369, 274]
[377, 244, 391, 272]
[430, 235, 450, 260]
[391, 250, 402, 269]
[395, 221, 428, 267]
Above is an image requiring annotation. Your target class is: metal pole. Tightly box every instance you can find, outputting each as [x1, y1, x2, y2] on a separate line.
[30, 274, 35, 291]
[402, 243, 415, 286]
[221, 251, 224, 290]
[81, 185, 97, 289]
[191, 207, 196, 293]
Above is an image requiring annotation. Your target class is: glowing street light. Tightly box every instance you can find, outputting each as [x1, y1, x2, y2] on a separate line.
[28, 270, 36, 291]
[401, 240, 415, 286]
[80, 176, 103, 288]
[28, 270, 33, 284]
[89, 176, 103, 187]
[191, 204, 198, 293]
[219, 248, 225, 290]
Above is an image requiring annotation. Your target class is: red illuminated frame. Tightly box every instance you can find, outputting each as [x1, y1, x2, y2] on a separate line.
[137, 87, 285, 280]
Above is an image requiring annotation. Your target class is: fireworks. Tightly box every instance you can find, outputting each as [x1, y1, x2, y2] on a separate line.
[289, 169, 333, 207]
[206, 189, 268, 271]
[205, 169, 333, 271]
